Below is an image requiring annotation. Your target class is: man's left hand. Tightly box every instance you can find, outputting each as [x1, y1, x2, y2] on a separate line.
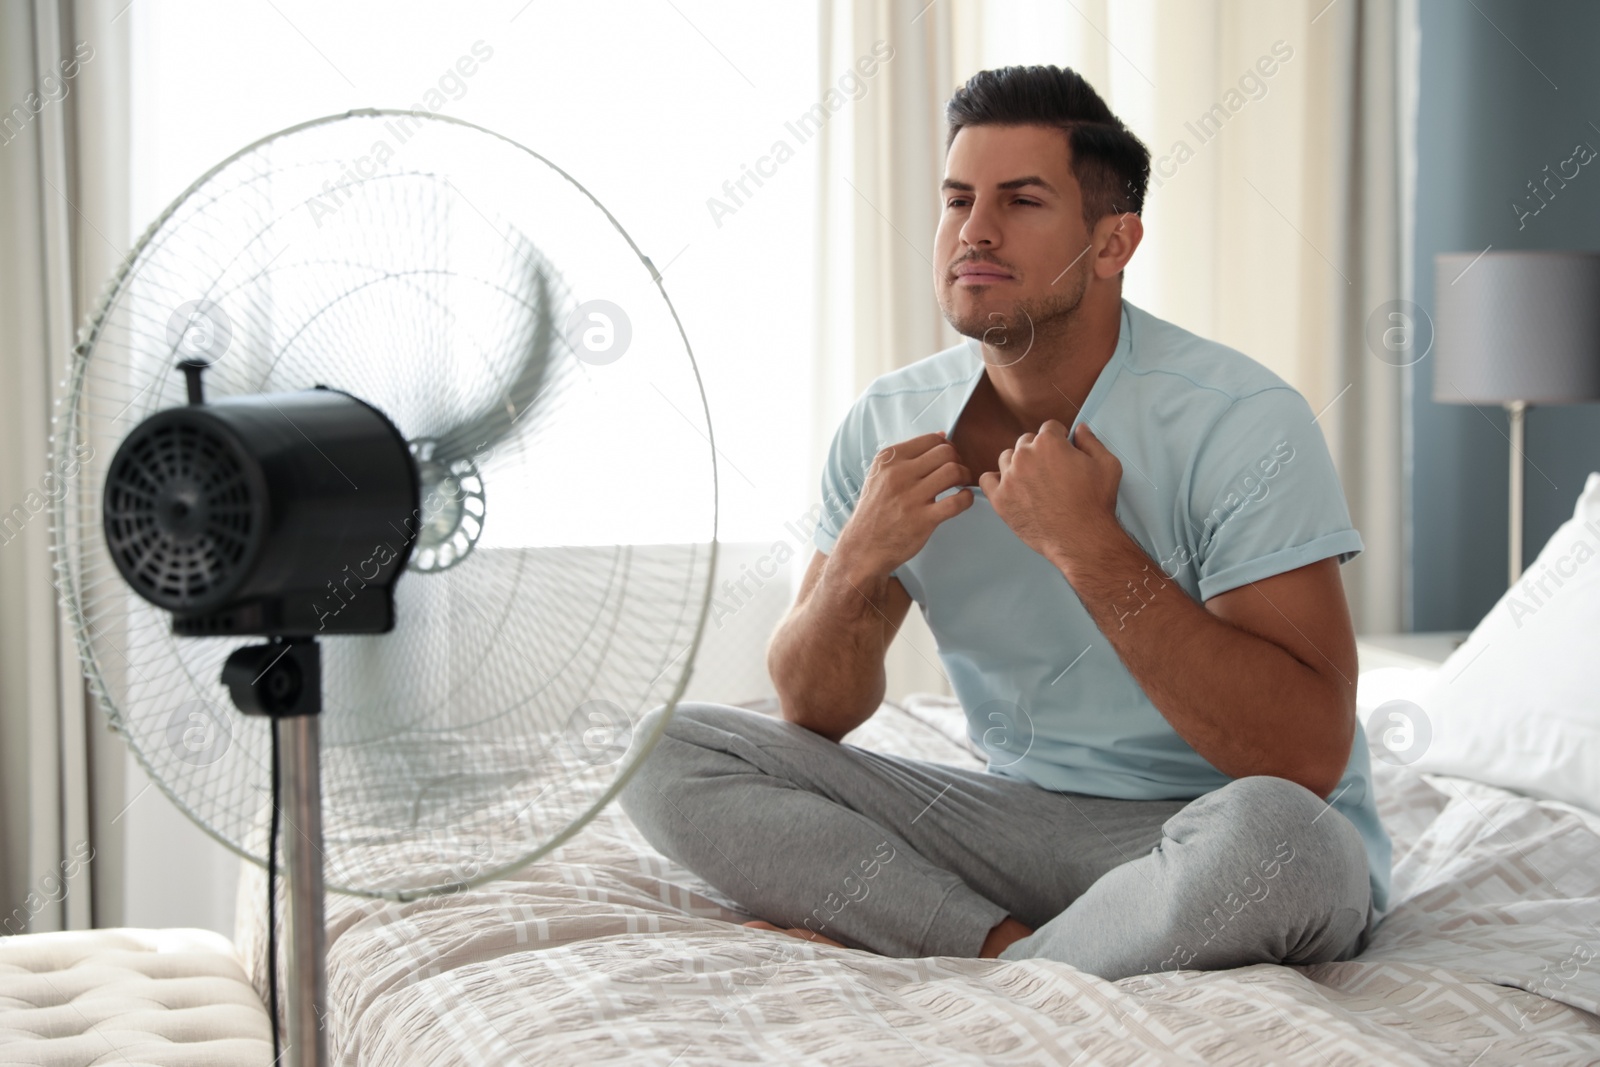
[978, 419, 1124, 570]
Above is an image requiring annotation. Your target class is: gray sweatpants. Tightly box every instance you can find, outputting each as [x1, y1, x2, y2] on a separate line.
[619, 701, 1372, 981]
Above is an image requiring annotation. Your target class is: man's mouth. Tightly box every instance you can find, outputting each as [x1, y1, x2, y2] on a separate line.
[953, 263, 1015, 284]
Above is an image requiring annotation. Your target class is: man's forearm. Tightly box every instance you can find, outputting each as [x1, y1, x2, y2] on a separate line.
[1047, 520, 1349, 795]
[767, 553, 893, 743]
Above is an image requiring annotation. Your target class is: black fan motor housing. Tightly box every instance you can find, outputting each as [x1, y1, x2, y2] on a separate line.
[103, 387, 420, 636]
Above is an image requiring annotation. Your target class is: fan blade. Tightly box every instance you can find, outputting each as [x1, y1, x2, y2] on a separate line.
[430, 232, 561, 465]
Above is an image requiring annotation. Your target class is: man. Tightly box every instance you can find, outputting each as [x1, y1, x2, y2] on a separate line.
[620, 64, 1388, 980]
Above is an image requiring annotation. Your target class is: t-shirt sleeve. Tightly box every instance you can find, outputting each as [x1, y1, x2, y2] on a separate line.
[1186, 387, 1364, 601]
[811, 400, 871, 556]
[810, 396, 923, 595]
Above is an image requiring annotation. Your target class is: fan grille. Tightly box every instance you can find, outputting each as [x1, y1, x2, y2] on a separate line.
[58, 111, 718, 898]
[104, 419, 259, 609]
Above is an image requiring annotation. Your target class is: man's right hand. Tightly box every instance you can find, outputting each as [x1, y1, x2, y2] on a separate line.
[833, 431, 973, 581]
[770, 432, 968, 741]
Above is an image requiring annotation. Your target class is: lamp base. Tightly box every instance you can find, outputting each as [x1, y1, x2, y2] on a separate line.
[1507, 399, 1527, 587]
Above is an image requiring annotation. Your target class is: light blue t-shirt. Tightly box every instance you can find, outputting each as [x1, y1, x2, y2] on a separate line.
[811, 298, 1392, 914]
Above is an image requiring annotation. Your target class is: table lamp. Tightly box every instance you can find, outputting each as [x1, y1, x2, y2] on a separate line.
[1433, 250, 1600, 586]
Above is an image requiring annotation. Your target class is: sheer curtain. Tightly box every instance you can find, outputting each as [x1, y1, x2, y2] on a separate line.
[6, 0, 826, 938]
[0, 0, 130, 933]
[811, 0, 1415, 701]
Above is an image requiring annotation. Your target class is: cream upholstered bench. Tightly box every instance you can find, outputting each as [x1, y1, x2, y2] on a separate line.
[0, 928, 273, 1066]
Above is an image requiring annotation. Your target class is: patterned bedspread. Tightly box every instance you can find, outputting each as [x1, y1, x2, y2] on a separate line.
[237, 689, 1600, 1065]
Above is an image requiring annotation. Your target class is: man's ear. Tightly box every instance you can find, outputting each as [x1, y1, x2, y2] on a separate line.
[1093, 211, 1143, 279]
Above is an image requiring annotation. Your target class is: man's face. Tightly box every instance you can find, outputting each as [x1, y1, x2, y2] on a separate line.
[934, 124, 1102, 352]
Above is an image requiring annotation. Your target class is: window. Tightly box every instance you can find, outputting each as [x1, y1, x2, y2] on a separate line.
[131, 0, 819, 544]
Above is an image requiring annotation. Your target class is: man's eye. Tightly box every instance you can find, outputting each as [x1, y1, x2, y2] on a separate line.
[946, 197, 1040, 208]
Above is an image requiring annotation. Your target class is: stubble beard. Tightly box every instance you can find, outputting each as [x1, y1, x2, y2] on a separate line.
[939, 253, 1091, 365]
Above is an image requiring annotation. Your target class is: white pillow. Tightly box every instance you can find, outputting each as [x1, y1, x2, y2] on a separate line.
[1390, 471, 1600, 812]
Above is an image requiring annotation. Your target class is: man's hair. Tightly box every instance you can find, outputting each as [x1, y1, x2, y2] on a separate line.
[945, 64, 1151, 230]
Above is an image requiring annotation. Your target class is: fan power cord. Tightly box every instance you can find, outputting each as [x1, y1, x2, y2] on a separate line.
[268, 722, 283, 1062]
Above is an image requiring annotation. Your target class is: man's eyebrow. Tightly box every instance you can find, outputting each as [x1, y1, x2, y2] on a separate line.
[940, 176, 1060, 195]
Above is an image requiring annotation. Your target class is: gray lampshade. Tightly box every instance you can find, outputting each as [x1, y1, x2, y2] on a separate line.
[1433, 250, 1600, 404]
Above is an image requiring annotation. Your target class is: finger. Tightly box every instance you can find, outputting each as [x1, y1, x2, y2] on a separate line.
[891, 431, 954, 461]
[998, 447, 1014, 474]
[917, 458, 971, 497]
[904, 439, 963, 481]
[1072, 422, 1104, 451]
[1039, 418, 1069, 437]
[871, 433, 946, 475]
[932, 486, 973, 520]
[1017, 431, 1036, 447]
[978, 471, 1000, 496]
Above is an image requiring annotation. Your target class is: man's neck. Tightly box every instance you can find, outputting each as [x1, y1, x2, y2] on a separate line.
[980, 292, 1123, 433]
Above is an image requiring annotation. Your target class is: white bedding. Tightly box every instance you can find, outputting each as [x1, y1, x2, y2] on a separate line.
[238, 684, 1600, 1065]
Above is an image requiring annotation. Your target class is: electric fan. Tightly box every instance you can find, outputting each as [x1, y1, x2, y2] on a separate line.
[51, 110, 718, 1066]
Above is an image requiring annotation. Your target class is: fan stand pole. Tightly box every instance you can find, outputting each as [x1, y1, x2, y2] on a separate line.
[222, 637, 330, 1067]
[276, 712, 329, 1067]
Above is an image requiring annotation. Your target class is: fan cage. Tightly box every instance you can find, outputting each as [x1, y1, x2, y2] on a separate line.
[49, 109, 721, 900]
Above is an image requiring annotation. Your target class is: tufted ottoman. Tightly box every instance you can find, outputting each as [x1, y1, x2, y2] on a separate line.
[0, 928, 273, 1066]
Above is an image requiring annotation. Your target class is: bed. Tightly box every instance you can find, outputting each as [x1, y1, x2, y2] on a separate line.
[236, 671, 1600, 1066]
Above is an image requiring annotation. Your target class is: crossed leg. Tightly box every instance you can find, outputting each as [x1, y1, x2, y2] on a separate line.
[619, 702, 1369, 979]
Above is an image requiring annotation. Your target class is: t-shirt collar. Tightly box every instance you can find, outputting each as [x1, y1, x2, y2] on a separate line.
[936, 298, 1134, 438]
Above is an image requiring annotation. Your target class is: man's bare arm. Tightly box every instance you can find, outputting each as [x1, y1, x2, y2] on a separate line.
[1061, 528, 1356, 797]
[766, 550, 914, 743]
[979, 419, 1355, 798]
[768, 431, 973, 744]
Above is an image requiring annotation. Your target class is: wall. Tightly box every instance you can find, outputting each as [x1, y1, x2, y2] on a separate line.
[1413, 0, 1600, 629]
